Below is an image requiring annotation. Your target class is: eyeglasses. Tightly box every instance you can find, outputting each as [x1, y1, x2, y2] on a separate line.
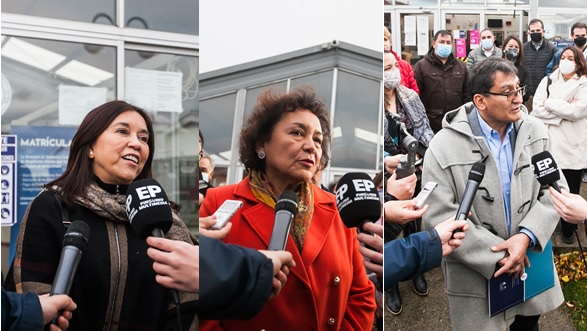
[484, 85, 526, 102]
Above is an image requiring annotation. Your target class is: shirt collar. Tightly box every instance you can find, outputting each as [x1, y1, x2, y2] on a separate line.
[475, 107, 514, 141]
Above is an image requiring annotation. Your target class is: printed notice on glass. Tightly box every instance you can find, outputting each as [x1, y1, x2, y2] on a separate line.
[417, 16, 430, 56]
[1, 135, 17, 226]
[125, 67, 183, 113]
[404, 16, 417, 46]
[58, 85, 107, 126]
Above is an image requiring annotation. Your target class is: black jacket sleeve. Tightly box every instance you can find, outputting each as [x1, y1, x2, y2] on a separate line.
[199, 235, 273, 320]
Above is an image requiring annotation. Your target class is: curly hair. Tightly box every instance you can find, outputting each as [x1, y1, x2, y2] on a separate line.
[239, 87, 331, 173]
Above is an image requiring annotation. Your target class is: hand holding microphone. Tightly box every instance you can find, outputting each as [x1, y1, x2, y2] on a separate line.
[268, 191, 299, 251]
[126, 179, 181, 306]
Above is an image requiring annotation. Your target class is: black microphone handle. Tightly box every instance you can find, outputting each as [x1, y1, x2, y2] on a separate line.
[51, 247, 82, 296]
[148, 227, 181, 306]
[268, 210, 294, 251]
[551, 181, 561, 193]
[454, 179, 480, 232]
[358, 222, 383, 292]
[152, 228, 165, 238]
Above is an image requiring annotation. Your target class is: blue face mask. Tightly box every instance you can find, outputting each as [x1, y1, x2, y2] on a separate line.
[435, 44, 452, 58]
[481, 38, 494, 50]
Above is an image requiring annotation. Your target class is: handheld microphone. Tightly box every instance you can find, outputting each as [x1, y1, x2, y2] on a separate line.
[335, 172, 382, 231]
[49, 220, 89, 325]
[335, 172, 383, 290]
[51, 221, 90, 295]
[125, 179, 180, 307]
[395, 123, 419, 180]
[268, 191, 299, 251]
[531, 151, 561, 192]
[455, 161, 486, 223]
[126, 178, 173, 239]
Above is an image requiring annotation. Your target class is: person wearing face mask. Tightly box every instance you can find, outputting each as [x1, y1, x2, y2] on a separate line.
[199, 154, 215, 186]
[384, 26, 420, 94]
[547, 22, 587, 76]
[466, 29, 503, 71]
[532, 46, 587, 244]
[413, 30, 471, 133]
[502, 35, 532, 103]
[523, 19, 558, 112]
[384, 50, 435, 315]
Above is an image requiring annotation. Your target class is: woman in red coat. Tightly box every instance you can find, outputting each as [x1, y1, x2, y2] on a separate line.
[199, 87, 376, 330]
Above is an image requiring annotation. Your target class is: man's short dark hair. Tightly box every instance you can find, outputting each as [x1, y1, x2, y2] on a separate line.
[570, 22, 587, 35]
[433, 30, 452, 42]
[528, 19, 544, 30]
[469, 57, 518, 97]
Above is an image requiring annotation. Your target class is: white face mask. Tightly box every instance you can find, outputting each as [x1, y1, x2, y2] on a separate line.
[384, 69, 401, 90]
[559, 59, 576, 75]
[201, 172, 210, 182]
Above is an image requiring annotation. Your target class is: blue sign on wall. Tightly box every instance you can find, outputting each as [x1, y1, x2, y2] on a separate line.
[8, 126, 77, 262]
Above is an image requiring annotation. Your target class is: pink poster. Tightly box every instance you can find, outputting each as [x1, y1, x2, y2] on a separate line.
[470, 30, 480, 48]
[456, 38, 467, 58]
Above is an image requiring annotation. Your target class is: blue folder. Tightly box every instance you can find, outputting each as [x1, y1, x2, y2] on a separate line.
[488, 240, 555, 317]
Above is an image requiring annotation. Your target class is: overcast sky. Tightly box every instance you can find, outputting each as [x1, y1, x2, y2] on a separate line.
[200, 0, 381, 73]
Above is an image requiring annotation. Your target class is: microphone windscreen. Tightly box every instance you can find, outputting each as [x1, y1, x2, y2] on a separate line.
[468, 161, 486, 183]
[276, 190, 298, 215]
[335, 172, 381, 228]
[531, 151, 560, 186]
[63, 221, 90, 251]
[126, 178, 173, 239]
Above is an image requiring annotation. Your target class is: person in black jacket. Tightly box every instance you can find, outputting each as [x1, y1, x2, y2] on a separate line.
[502, 35, 532, 103]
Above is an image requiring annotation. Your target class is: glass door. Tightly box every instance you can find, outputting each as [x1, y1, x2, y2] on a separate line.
[389, 10, 439, 66]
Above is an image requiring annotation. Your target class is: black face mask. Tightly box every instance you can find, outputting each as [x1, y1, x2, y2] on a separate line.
[530, 32, 542, 43]
[574, 37, 587, 48]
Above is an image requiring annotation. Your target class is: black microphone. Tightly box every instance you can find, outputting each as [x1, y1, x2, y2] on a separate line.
[335, 172, 382, 231]
[335, 172, 383, 290]
[455, 161, 486, 222]
[531, 151, 561, 192]
[268, 191, 299, 251]
[50, 220, 89, 324]
[126, 178, 173, 239]
[125, 179, 181, 307]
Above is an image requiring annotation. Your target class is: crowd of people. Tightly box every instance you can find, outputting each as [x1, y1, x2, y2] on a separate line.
[2, 18, 587, 331]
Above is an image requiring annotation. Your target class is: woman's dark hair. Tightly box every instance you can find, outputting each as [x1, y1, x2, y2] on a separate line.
[559, 46, 587, 77]
[469, 57, 518, 98]
[501, 35, 524, 66]
[47, 100, 155, 206]
[239, 87, 331, 173]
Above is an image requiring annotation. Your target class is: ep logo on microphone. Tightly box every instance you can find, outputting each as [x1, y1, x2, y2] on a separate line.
[534, 158, 553, 172]
[126, 185, 163, 223]
[336, 179, 375, 202]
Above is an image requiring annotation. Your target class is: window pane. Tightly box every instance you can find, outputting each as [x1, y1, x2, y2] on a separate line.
[291, 71, 334, 111]
[331, 71, 380, 169]
[126, 0, 198, 35]
[2, 0, 115, 26]
[125, 50, 198, 230]
[199, 93, 238, 164]
[243, 82, 288, 119]
[1, 36, 116, 128]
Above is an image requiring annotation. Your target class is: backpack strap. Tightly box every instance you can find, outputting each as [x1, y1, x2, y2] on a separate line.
[52, 191, 71, 229]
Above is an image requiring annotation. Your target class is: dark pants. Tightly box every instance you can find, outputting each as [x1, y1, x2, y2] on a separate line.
[510, 314, 540, 331]
[561, 169, 585, 237]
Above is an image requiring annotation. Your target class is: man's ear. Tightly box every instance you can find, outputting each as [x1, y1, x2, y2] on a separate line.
[473, 94, 488, 111]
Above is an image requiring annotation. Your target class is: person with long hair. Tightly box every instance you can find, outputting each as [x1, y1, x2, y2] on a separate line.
[532, 46, 587, 244]
[199, 87, 376, 330]
[501, 35, 532, 103]
[4, 100, 198, 330]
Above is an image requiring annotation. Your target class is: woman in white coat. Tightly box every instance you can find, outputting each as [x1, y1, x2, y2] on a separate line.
[532, 46, 587, 244]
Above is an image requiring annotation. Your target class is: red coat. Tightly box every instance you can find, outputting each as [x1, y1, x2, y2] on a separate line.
[391, 49, 420, 94]
[199, 178, 376, 331]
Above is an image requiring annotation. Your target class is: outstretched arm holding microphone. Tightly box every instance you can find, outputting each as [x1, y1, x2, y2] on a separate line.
[549, 187, 587, 225]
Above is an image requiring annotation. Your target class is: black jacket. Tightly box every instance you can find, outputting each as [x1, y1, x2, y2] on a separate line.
[4, 186, 196, 330]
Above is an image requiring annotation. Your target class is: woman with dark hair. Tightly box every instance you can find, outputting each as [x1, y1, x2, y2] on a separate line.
[199, 87, 376, 330]
[532, 46, 587, 244]
[502, 35, 532, 102]
[5, 100, 198, 330]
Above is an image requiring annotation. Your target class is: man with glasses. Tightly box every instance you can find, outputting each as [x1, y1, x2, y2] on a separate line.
[523, 19, 557, 112]
[421, 57, 565, 330]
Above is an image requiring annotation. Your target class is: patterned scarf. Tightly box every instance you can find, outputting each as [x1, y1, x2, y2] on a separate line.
[65, 181, 196, 244]
[249, 170, 313, 252]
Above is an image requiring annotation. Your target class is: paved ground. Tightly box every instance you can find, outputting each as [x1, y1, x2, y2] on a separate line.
[383, 183, 587, 330]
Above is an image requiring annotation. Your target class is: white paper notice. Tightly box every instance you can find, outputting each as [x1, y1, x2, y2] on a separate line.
[417, 16, 430, 56]
[404, 16, 416, 46]
[125, 67, 183, 113]
[58, 85, 107, 126]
